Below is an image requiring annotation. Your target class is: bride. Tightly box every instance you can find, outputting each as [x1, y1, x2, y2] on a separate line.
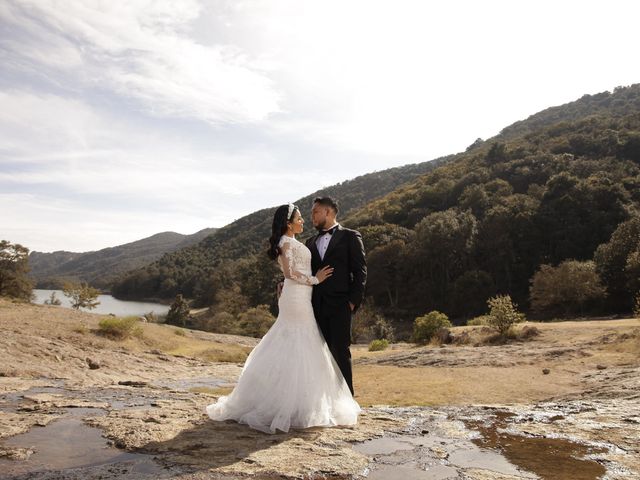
[206, 203, 361, 434]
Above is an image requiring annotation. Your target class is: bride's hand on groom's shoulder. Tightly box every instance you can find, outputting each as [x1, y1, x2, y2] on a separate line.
[316, 265, 334, 283]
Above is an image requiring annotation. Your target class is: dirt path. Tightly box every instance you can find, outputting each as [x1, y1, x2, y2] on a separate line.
[0, 300, 638, 479]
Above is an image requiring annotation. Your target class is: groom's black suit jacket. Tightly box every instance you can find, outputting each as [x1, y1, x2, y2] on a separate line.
[305, 225, 367, 311]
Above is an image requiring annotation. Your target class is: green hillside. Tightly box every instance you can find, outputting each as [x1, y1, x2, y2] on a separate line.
[30, 228, 217, 290]
[347, 84, 640, 320]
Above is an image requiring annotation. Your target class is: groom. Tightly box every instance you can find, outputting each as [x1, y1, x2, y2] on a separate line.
[306, 196, 367, 395]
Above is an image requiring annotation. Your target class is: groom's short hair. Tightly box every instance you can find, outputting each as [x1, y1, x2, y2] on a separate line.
[313, 196, 338, 214]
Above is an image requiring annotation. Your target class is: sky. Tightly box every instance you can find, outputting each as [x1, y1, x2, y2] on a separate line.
[1, 0, 639, 253]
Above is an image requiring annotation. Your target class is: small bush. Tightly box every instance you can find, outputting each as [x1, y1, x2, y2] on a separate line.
[430, 328, 452, 345]
[174, 328, 186, 336]
[236, 305, 276, 337]
[72, 324, 88, 335]
[98, 316, 142, 340]
[369, 339, 389, 351]
[352, 300, 395, 343]
[412, 311, 452, 344]
[519, 325, 541, 339]
[44, 292, 62, 306]
[467, 315, 490, 326]
[486, 295, 525, 336]
[205, 311, 237, 334]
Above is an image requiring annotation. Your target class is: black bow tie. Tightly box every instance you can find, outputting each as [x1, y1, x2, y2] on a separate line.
[319, 226, 338, 235]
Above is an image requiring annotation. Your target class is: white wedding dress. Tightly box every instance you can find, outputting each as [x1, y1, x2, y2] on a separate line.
[206, 235, 360, 434]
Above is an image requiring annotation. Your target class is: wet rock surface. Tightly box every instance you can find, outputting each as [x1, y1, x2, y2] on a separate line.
[1, 301, 639, 479]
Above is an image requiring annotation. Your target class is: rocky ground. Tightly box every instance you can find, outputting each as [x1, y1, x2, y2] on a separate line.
[0, 299, 639, 479]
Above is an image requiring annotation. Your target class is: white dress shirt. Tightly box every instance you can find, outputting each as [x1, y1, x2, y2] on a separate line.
[315, 223, 339, 261]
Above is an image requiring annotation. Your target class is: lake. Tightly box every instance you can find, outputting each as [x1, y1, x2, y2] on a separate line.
[33, 289, 170, 317]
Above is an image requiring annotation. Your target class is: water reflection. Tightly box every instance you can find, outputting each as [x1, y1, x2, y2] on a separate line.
[33, 289, 170, 317]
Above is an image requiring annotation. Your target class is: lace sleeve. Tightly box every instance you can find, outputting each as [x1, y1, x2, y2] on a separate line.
[279, 240, 319, 286]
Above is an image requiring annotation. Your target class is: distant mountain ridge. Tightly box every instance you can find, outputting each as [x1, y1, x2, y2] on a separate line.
[29, 228, 217, 290]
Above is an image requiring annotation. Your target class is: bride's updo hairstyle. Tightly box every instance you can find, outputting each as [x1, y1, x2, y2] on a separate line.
[268, 203, 298, 260]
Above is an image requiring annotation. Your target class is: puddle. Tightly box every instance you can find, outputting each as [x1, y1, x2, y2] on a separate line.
[89, 388, 160, 410]
[151, 377, 226, 392]
[0, 412, 164, 477]
[365, 463, 458, 480]
[354, 432, 534, 479]
[464, 411, 607, 480]
[352, 436, 416, 455]
[0, 386, 69, 413]
[448, 445, 531, 476]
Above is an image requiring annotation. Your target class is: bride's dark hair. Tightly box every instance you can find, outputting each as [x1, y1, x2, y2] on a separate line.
[267, 204, 298, 260]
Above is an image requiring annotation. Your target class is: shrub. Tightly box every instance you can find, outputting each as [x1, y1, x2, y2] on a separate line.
[98, 316, 142, 340]
[72, 324, 88, 335]
[467, 315, 490, 326]
[236, 305, 276, 337]
[352, 300, 395, 343]
[44, 292, 62, 306]
[174, 328, 186, 336]
[412, 311, 452, 344]
[205, 311, 237, 334]
[486, 295, 525, 336]
[368, 339, 389, 351]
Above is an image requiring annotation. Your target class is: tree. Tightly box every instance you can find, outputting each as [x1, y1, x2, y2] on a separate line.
[62, 281, 100, 310]
[486, 295, 525, 336]
[366, 240, 407, 311]
[529, 260, 606, 316]
[594, 216, 640, 310]
[449, 270, 496, 319]
[237, 254, 282, 312]
[166, 294, 190, 327]
[0, 240, 33, 301]
[486, 142, 508, 163]
[409, 209, 477, 313]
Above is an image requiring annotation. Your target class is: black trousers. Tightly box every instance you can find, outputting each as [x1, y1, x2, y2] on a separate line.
[314, 299, 353, 395]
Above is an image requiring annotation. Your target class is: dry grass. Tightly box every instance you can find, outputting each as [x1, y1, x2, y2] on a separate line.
[0, 299, 252, 364]
[352, 319, 640, 407]
[353, 364, 581, 407]
[131, 323, 252, 363]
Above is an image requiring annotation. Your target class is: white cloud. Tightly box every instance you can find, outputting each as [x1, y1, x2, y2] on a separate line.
[0, 0, 281, 123]
[2, 0, 640, 253]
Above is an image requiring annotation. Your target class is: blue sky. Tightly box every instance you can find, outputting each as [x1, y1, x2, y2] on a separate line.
[1, 0, 639, 252]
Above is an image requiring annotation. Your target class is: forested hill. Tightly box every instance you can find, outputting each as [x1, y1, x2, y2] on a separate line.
[110, 159, 449, 301]
[114, 83, 640, 324]
[346, 83, 640, 320]
[496, 85, 640, 141]
[29, 228, 217, 290]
